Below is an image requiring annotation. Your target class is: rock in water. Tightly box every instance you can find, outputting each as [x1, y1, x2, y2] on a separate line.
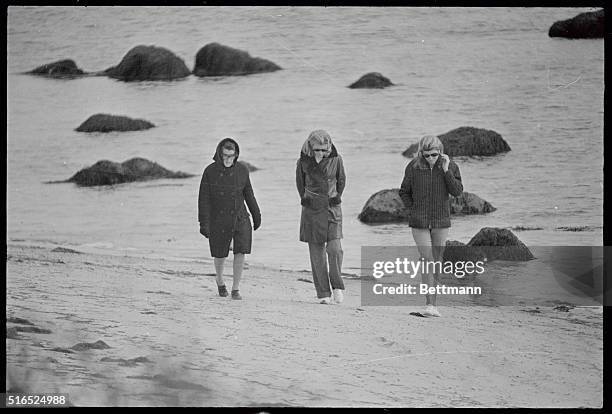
[7, 317, 34, 325]
[358, 189, 495, 223]
[13, 326, 52, 334]
[76, 114, 155, 133]
[193, 43, 281, 76]
[358, 189, 410, 223]
[64, 158, 194, 187]
[27, 59, 85, 78]
[443, 240, 487, 264]
[104, 45, 191, 81]
[71, 340, 111, 351]
[402, 126, 511, 157]
[348, 72, 394, 89]
[549, 9, 604, 39]
[450, 192, 496, 215]
[468, 227, 534, 261]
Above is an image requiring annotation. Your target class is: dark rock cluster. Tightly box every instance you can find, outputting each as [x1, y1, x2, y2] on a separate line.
[76, 114, 155, 133]
[193, 43, 281, 76]
[403, 127, 511, 158]
[64, 158, 194, 187]
[549, 9, 604, 39]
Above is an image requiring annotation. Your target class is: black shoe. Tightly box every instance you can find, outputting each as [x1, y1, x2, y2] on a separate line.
[231, 290, 242, 300]
[217, 285, 228, 297]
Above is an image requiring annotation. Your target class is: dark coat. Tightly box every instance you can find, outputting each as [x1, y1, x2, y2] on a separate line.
[399, 155, 463, 229]
[296, 145, 346, 243]
[198, 138, 261, 250]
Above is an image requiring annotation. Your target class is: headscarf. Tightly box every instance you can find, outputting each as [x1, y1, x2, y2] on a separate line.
[300, 129, 332, 158]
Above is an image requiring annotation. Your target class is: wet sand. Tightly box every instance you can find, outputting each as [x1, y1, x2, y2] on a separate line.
[6, 244, 603, 407]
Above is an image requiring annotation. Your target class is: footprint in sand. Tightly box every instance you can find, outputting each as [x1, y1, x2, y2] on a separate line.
[379, 336, 396, 347]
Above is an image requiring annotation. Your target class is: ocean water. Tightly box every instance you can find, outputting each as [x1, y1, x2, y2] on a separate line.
[7, 7, 604, 282]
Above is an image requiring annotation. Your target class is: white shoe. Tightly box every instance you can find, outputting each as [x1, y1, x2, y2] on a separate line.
[424, 305, 441, 317]
[332, 289, 344, 304]
[319, 297, 332, 304]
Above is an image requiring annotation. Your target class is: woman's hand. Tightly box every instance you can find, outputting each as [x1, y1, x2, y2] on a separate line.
[440, 154, 450, 172]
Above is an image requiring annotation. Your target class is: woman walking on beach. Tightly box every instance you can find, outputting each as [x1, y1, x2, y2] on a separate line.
[399, 135, 463, 317]
[296, 130, 346, 304]
[198, 138, 261, 300]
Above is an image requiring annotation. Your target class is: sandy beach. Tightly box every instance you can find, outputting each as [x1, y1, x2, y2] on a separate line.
[6, 244, 603, 407]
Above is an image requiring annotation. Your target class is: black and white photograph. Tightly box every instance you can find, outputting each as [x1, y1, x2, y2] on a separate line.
[5, 5, 604, 407]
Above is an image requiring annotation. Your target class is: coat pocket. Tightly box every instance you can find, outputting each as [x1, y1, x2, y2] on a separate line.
[305, 189, 328, 211]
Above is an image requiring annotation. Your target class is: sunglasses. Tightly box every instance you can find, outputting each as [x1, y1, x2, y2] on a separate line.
[423, 153, 440, 158]
[313, 149, 328, 152]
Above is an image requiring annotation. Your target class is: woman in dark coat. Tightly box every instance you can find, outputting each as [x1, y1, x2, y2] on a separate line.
[399, 135, 463, 317]
[296, 130, 346, 304]
[198, 138, 261, 300]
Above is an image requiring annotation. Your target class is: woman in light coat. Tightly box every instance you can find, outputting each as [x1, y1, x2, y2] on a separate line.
[296, 130, 346, 304]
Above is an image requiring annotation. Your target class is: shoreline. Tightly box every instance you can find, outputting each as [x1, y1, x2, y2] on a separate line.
[6, 244, 603, 407]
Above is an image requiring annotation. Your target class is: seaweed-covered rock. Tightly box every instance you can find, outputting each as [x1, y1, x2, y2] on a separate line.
[357, 189, 495, 223]
[348, 72, 394, 89]
[104, 45, 191, 81]
[27, 59, 85, 78]
[61, 157, 194, 187]
[549, 9, 604, 39]
[193, 43, 281, 76]
[402, 126, 511, 157]
[76, 114, 155, 133]
[468, 227, 534, 261]
[450, 192, 496, 215]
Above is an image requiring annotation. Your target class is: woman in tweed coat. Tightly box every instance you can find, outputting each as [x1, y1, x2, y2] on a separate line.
[399, 135, 463, 317]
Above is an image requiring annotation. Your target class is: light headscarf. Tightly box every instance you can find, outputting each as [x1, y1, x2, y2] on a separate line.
[301, 129, 332, 157]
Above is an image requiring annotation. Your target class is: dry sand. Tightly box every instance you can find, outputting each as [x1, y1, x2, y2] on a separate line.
[6, 244, 603, 407]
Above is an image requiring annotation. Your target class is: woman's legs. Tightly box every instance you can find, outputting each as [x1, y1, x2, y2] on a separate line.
[308, 242, 331, 298]
[308, 238, 344, 299]
[412, 227, 450, 307]
[232, 253, 245, 292]
[326, 239, 344, 291]
[430, 227, 449, 267]
[411, 228, 436, 305]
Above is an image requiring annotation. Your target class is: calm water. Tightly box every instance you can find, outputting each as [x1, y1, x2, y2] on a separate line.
[7, 7, 604, 283]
